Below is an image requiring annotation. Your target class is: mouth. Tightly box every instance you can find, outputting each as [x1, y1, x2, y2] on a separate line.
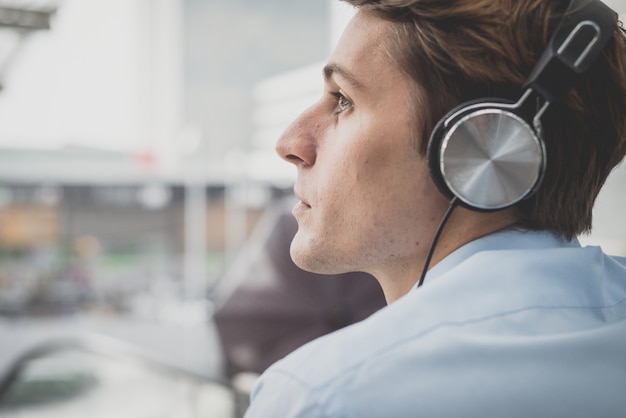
[293, 191, 311, 216]
[294, 190, 311, 208]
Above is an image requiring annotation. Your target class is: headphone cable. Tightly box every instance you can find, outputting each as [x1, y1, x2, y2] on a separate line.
[417, 197, 459, 288]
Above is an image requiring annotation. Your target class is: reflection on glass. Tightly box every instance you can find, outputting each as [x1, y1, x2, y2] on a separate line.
[0, 347, 236, 418]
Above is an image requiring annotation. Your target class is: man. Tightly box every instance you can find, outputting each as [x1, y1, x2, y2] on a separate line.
[245, 0, 626, 416]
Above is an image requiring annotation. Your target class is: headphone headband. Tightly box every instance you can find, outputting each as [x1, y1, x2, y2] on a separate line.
[523, 0, 617, 103]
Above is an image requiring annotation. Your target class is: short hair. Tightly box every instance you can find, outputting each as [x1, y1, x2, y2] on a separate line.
[340, 0, 626, 240]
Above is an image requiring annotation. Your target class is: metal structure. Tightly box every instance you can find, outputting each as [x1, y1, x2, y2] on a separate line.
[0, 0, 58, 90]
[0, 4, 55, 30]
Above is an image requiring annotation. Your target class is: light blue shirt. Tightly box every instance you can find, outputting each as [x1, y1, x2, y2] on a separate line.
[245, 229, 626, 417]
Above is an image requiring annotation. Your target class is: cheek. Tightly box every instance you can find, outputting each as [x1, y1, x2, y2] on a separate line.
[316, 110, 428, 217]
[348, 121, 421, 193]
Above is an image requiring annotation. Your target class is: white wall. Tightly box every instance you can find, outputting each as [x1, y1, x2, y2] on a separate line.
[0, 0, 183, 156]
[604, 0, 626, 14]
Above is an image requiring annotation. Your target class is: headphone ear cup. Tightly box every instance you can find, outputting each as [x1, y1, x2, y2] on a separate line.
[427, 99, 507, 204]
[427, 111, 456, 201]
[427, 98, 545, 211]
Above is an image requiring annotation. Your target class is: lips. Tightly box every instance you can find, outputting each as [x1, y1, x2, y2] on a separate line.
[293, 190, 311, 217]
[294, 190, 311, 208]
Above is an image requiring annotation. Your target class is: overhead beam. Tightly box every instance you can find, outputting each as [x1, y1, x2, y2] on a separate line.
[0, 6, 55, 31]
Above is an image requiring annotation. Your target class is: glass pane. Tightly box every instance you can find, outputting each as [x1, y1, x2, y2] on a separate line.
[0, 347, 236, 418]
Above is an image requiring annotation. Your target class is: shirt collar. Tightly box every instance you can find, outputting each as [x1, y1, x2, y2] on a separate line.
[417, 228, 580, 290]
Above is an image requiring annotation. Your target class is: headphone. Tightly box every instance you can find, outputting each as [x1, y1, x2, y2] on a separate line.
[427, 0, 618, 212]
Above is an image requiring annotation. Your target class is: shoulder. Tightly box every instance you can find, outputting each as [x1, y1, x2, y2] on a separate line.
[247, 237, 626, 417]
[246, 295, 435, 417]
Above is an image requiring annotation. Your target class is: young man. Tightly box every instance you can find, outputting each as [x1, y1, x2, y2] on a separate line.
[245, 0, 626, 416]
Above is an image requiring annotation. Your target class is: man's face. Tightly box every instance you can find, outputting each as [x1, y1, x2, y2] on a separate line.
[276, 11, 449, 283]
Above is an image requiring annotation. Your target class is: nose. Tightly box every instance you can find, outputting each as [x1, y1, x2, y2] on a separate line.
[275, 105, 319, 168]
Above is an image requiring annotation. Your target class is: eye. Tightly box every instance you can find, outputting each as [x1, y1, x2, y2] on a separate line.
[331, 91, 353, 114]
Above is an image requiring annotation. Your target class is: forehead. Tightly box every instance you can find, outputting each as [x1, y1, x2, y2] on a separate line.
[331, 10, 389, 61]
[327, 11, 408, 92]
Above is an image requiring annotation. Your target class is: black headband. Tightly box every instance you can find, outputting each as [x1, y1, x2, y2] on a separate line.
[523, 0, 618, 103]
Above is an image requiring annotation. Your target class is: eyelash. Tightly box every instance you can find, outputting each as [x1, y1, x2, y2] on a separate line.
[331, 91, 353, 114]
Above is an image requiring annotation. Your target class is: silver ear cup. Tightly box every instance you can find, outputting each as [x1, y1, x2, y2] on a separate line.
[440, 108, 545, 210]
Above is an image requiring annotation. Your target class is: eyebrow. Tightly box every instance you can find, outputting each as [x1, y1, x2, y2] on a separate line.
[323, 63, 365, 90]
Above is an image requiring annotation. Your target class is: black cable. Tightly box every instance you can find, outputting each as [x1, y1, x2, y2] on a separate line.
[417, 197, 459, 288]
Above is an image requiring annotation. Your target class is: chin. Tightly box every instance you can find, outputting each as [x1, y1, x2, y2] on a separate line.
[289, 235, 341, 275]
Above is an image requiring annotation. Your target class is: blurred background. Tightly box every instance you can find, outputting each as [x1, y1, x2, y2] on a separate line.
[0, 0, 623, 416]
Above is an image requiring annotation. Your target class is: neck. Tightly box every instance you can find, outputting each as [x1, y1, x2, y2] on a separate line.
[376, 206, 518, 304]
